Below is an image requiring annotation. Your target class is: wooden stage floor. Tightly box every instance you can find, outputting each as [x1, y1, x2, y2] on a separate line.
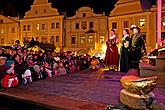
[0, 68, 165, 110]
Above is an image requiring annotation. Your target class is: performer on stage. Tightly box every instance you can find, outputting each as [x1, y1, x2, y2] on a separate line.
[105, 29, 119, 70]
[129, 26, 145, 74]
[119, 29, 131, 73]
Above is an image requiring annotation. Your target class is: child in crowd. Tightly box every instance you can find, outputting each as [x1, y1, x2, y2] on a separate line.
[2, 60, 18, 88]
[91, 56, 100, 70]
[58, 62, 66, 75]
[22, 69, 32, 84]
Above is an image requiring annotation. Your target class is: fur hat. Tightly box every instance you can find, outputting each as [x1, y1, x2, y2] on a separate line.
[130, 25, 140, 31]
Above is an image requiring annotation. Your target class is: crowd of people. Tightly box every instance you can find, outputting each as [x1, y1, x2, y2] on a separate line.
[0, 40, 105, 89]
[0, 25, 147, 89]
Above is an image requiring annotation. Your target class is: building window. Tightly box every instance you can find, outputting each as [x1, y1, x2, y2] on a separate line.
[162, 18, 165, 26]
[51, 23, 55, 29]
[42, 37, 47, 43]
[56, 36, 59, 42]
[1, 38, 4, 44]
[88, 36, 93, 44]
[71, 36, 76, 44]
[41, 37, 44, 43]
[35, 10, 38, 14]
[89, 22, 93, 28]
[11, 27, 15, 33]
[42, 24, 45, 30]
[27, 25, 30, 31]
[83, 13, 86, 17]
[0, 20, 3, 23]
[37, 24, 40, 30]
[75, 23, 79, 29]
[50, 36, 54, 44]
[139, 18, 145, 27]
[11, 39, 15, 44]
[80, 36, 85, 44]
[36, 37, 39, 41]
[112, 22, 117, 29]
[81, 21, 87, 30]
[44, 9, 46, 13]
[56, 23, 60, 29]
[123, 20, 129, 28]
[23, 25, 26, 31]
[0, 28, 4, 34]
[100, 36, 105, 44]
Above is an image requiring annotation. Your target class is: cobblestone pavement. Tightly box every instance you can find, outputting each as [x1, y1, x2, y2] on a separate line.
[0, 68, 165, 110]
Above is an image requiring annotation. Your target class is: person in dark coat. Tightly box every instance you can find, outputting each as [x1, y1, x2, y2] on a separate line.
[14, 54, 26, 85]
[119, 29, 131, 73]
[129, 26, 145, 74]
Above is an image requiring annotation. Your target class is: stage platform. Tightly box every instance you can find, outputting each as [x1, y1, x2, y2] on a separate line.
[0, 68, 165, 110]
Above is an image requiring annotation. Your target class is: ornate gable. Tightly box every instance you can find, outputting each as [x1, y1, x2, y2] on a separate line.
[109, 0, 143, 17]
[24, 0, 59, 19]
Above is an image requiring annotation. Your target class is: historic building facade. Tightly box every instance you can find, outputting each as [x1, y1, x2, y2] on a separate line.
[0, 0, 165, 53]
[108, 0, 165, 51]
[0, 15, 19, 46]
[19, 0, 64, 48]
[65, 7, 108, 54]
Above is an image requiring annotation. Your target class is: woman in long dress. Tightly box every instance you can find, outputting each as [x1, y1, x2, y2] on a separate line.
[105, 29, 119, 70]
[120, 29, 130, 73]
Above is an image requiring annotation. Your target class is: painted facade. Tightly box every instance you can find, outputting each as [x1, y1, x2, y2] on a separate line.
[65, 7, 108, 54]
[0, 15, 19, 46]
[108, 0, 165, 51]
[19, 0, 64, 48]
[0, 0, 165, 53]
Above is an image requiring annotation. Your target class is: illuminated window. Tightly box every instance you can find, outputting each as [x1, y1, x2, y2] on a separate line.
[75, 23, 79, 29]
[51, 23, 55, 29]
[37, 24, 40, 30]
[1, 38, 4, 44]
[80, 36, 85, 44]
[112, 22, 117, 29]
[123, 20, 129, 28]
[1, 28, 4, 34]
[50, 36, 54, 44]
[42, 24, 45, 30]
[88, 36, 93, 44]
[23, 25, 26, 31]
[56, 36, 59, 42]
[71, 36, 76, 44]
[100, 36, 105, 44]
[139, 18, 145, 26]
[89, 22, 93, 28]
[27, 25, 30, 31]
[56, 23, 60, 29]
[11, 27, 15, 33]
[162, 18, 165, 26]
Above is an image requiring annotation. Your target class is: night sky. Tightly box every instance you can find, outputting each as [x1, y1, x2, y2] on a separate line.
[0, 0, 117, 17]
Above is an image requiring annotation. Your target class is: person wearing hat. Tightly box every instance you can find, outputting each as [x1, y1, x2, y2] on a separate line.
[129, 25, 145, 75]
[2, 60, 18, 88]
